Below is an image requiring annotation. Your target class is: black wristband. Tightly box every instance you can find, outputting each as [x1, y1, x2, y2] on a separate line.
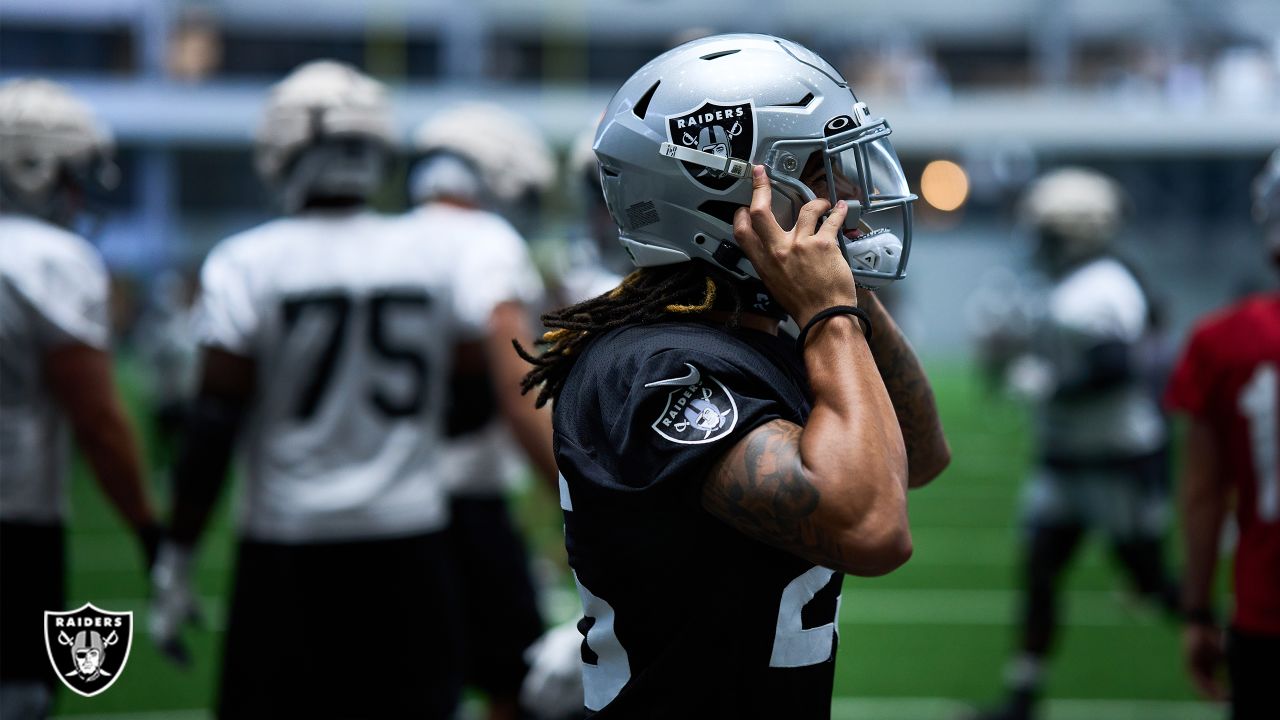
[796, 305, 872, 351]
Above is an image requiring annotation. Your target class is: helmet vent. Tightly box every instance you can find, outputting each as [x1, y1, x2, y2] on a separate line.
[700, 49, 741, 61]
[770, 92, 815, 109]
[696, 200, 740, 225]
[632, 81, 661, 120]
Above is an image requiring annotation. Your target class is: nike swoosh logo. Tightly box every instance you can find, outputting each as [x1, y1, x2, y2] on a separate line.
[643, 363, 701, 388]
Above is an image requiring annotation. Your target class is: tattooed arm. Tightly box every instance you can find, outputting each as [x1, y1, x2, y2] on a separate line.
[702, 319, 911, 577]
[706, 165, 911, 576]
[857, 289, 951, 488]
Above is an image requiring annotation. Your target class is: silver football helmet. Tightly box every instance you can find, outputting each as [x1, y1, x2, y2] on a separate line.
[593, 33, 916, 289]
[254, 60, 394, 213]
[0, 79, 117, 225]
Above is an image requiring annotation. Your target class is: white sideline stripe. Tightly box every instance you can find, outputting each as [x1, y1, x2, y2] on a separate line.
[829, 697, 1221, 720]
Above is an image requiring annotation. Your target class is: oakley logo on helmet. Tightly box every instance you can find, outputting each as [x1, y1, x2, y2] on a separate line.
[824, 115, 854, 136]
[44, 603, 133, 697]
[666, 100, 756, 193]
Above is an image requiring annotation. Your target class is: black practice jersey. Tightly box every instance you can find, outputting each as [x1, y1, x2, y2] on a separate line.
[554, 321, 844, 719]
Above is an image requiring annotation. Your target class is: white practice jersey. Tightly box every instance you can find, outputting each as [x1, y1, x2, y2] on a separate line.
[1032, 256, 1165, 459]
[0, 214, 110, 523]
[197, 210, 503, 542]
[397, 204, 545, 497]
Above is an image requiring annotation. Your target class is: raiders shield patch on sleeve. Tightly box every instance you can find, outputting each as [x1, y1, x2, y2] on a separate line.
[645, 363, 738, 444]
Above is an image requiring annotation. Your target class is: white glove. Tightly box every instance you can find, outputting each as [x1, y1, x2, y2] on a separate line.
[520, 621, 586, 719]
[148, 542, 200, 666]
[1005, 354, 1056, 401]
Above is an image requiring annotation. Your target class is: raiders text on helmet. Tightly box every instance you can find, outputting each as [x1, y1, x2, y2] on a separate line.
[254, 60, 394, 213]
[0, 79, 117, 224]
[592, 33, 916, 289]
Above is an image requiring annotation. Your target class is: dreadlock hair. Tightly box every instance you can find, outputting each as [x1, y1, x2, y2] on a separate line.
[516, 262, 745, 408]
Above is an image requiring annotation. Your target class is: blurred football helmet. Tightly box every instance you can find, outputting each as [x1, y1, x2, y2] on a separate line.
[1256, 149, 1280, 221]
[0, 79, 117, 225]
[411, 102, 555, 210]
[1019, 167, 1124, 275]
[593, 33, 916, 289]
[254, 60, 394, 213]
[1253, 149, 1280, 255]
[567, 122, 634, 279]
[570, 123, 601, 198]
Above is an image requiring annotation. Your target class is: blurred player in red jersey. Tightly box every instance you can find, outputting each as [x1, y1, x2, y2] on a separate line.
[1165, 149, 1280, 720]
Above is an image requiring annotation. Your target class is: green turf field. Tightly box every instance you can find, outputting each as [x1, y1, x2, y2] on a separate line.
[48, 359, 1224, 719]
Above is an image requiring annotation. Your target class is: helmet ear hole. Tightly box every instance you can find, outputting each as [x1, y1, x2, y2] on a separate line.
[695, 200, 740, 225]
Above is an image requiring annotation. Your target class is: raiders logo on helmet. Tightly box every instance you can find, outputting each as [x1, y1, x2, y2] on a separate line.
[665, 100, 756, 193]
[44, 603, 133, 697]
[646, 363, 739, 444]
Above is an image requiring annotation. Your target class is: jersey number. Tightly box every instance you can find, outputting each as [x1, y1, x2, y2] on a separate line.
[1239, 362, 1279, 522]
[573, 573, 630, 712]
[281, 290, 431, 421]
[571, 566, 839, 709]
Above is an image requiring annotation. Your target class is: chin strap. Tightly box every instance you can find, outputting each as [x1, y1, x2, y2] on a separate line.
[658, 142, 751, 179]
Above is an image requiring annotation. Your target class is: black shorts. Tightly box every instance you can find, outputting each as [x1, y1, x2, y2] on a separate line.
[0, 521, 65, 689]
[217, 530, 463, 719]
[1228, 626, 1280, 720]
[447, 495, 544, 700]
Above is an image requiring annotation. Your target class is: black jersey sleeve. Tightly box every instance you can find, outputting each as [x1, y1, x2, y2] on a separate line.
[599, 343, 805, 494]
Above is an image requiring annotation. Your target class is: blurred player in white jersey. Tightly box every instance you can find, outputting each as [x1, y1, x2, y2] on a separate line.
[0, 79, 159, 720]
[146, 62, 538, 718]
[974, 168, 1178, 720]
[403, 102, 559, 720]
